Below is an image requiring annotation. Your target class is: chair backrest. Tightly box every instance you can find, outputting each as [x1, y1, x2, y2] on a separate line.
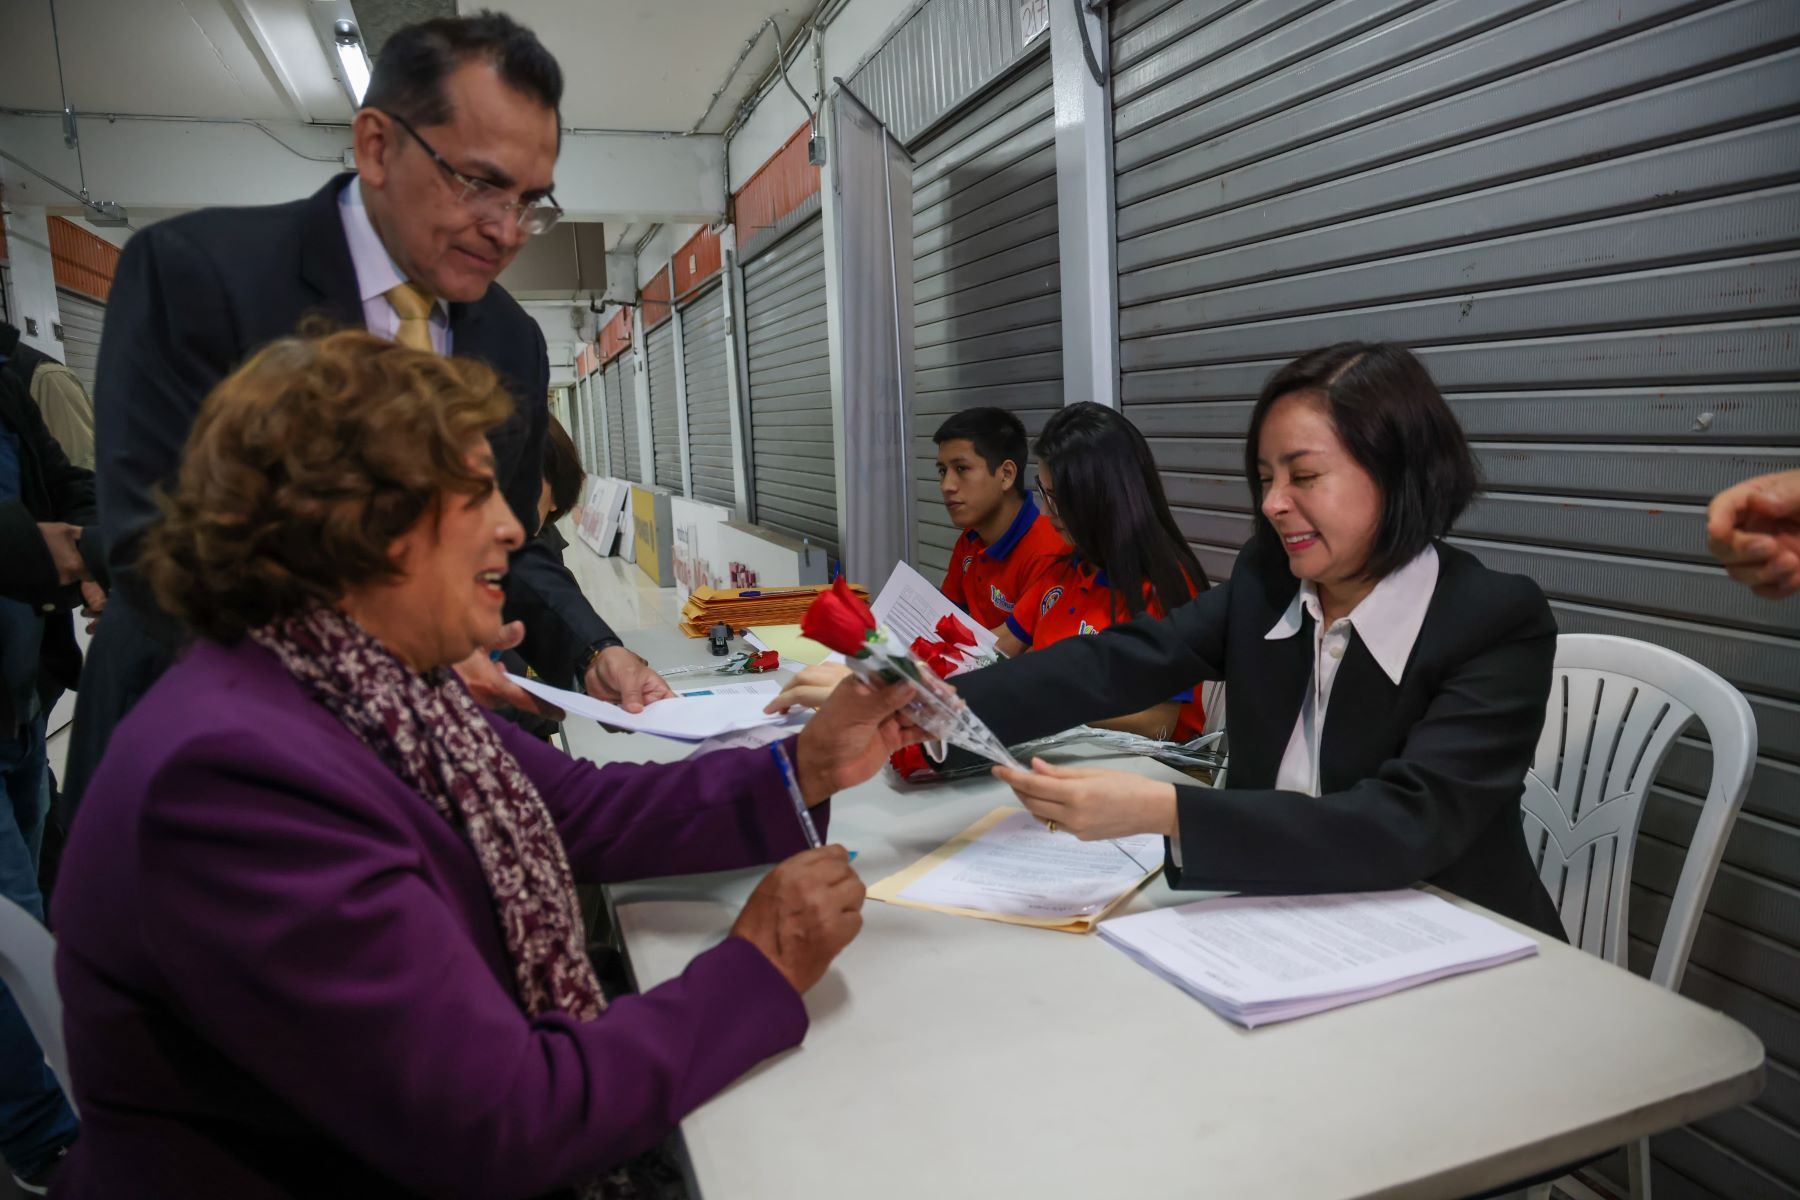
[0, 896, 73, 1105]
[1520, 634, 1757, 991]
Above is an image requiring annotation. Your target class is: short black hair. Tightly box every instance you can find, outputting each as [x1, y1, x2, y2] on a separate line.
[933, 407, 1028, 496]
[363, 10, 562, 129]
[1244, 342, 1478, 580]
[1037, 403, 1207, 620]
[543, 415, 584, 526]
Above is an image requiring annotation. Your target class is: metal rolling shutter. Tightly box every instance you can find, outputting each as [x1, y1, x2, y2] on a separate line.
[646, 318, 682, 491]
[604, 357, 627, 479]
[54, 287, 104, 395]
[579, 375, 600, 473]
[741, 215, 837, 555]
[1110, 2, 1800, 1193]
[616, 356, 644, 484]
[910, 51, 1062, 579]
[680, 282, 736, 509]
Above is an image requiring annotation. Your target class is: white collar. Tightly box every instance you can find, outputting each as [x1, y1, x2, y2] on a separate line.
[1264, 545, 1440, 684]
[337, 178, 446, 315]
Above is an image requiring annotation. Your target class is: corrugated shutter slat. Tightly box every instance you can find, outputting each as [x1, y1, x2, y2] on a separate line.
[646, 321, 681, 491]
[680, 283, 736, 508]
[743, 216, 837, 555]
[910, 52, 1061, 579]
[1110, 4, 1800, 1194]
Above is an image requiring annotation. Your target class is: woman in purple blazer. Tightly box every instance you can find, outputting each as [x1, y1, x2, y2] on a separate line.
[51, 331, 918, 1198]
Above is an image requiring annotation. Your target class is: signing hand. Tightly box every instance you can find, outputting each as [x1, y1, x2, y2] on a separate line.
[1707, 468, 1800, 599]
[992, 758, 1180, 842]
[452, 621, 565, 719]
[764, 662, 853, 714]
[793, 677, 924, 803]
[584, 645, 675, 714]
[730, 845, 867, 994]
[37, 522, 90, 586]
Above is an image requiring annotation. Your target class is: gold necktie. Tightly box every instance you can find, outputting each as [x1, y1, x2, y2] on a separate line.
[384, 282, 438, 352]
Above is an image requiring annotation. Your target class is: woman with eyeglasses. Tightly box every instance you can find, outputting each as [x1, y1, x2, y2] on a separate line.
[991, 402, 1211, 741]
[964, 343, 1566, 937]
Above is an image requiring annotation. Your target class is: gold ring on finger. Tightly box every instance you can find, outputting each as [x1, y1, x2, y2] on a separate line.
[1044, 819, 1059, 834]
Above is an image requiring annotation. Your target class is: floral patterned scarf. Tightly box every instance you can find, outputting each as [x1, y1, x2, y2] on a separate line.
[249, 605, 607, 1022]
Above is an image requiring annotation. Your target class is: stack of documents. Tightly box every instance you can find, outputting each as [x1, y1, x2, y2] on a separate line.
[510, 674, 786, 742]
[869, 808, 1163, 933]
[678, 584, 870, 638]
[1099, 889, 1539, 1027]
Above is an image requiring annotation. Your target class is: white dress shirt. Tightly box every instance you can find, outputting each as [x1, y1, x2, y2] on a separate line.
[337, 180, 452, 354]
[1264, 546, 1441, 796]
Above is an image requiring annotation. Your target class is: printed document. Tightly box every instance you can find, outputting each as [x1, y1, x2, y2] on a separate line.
[510, 674, 784, 741]
[869, 808, 1161, 932]
[1099, 889, 1539, 1027]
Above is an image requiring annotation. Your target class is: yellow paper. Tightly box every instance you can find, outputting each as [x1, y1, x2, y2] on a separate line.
[868, 807, 1159, 934]
[745, 624, 834, 667]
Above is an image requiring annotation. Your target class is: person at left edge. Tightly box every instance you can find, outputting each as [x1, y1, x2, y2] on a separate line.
[63, 12, 672, 821]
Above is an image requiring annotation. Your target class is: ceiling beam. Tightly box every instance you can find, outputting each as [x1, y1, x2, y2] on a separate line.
[0, 113, 727, 226]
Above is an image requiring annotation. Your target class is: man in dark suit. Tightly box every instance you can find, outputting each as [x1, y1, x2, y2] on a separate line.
[64, 12, 671, 818]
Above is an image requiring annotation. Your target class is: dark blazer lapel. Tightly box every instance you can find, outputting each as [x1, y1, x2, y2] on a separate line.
[1318, 632, 1401, 792]
[296, 173, 366, 330]
[1232, 602, 1316, 787]
[449, 294, 534, 500]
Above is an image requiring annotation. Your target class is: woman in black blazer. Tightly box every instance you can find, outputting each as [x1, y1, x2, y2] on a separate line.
[967, 343, 1566, 938]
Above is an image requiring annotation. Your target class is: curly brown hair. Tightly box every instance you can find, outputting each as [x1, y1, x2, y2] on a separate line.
[144, 330, 514, 642]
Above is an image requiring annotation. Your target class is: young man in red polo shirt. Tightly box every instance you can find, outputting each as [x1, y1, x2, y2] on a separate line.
[934, 408, 1067, 631]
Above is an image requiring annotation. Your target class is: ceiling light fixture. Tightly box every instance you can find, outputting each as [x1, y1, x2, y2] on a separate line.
[332, 19, 371, 106]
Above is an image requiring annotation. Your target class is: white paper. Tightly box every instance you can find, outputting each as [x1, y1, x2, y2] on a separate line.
[827, 560, 1002, 668]
[898, 809, 1162, 919]
[677, 679, 782, 698]
[1099, 890, 1538, 1027]
[510, 674, 785, 741]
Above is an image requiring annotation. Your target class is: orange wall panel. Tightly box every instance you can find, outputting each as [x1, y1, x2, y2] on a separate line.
[732, 123, 820, 247]
[640, 267, 673, 328]
[598, 308, 633, 364]
[672, 225, 722, 298]
[48, 216, 120, 302]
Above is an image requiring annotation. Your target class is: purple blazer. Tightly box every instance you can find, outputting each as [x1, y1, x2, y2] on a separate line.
[52, 638, 823, 1198]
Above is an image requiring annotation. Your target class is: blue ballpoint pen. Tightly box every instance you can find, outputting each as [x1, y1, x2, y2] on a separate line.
[768, 741, 823, 850]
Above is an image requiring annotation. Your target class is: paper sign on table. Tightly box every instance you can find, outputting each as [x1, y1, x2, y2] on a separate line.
[868, 808, 1161, 932]
[744, 625, 836, 667]
[510, 674, 784, 741]
[1098, 889, 1539, 1027]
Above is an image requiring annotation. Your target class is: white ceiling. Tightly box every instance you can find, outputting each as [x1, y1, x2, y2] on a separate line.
[504, 0, 817, 133]
[1, 0, 818, 247]
[0, 0, 816, 131]
[0, 0, 350, 123]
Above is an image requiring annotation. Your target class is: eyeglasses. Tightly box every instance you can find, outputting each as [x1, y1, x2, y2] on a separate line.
[378, 109, 564, 236]
[1034, 482, 1060, 517]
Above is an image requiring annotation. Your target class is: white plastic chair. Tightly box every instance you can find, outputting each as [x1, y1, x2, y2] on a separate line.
[1515, 633, 1757, 1200]
[0, 896, 75, 1111]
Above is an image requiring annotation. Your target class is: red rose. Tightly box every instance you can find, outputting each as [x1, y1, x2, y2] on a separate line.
[748, 649, 781, 672]
[889, 743, 931, 781]
[801, 575, 876, 656]
[935, 613, 977, 649]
